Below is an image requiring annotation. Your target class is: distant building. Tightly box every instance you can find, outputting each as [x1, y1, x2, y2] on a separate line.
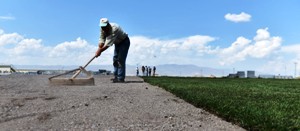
[247, 71, 255, 78]
[258, 74, 275, 79]
[237, 71, 245, 78]
[1, 64, 113, 76]
[0, 65, 16, 75]
[274, 75, 293, 79]
[93, 69, 112, 75]
[227, 73, 237, 78]
[16, 69, 39, 75]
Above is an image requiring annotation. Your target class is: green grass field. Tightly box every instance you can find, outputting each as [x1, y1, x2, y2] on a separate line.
[142, 77, 300, 130]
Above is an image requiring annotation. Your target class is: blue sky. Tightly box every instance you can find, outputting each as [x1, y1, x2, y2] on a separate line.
[1, 0, 300, 76]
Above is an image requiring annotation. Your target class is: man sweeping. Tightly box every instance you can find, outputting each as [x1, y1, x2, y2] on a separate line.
[95, 18, 130, 83]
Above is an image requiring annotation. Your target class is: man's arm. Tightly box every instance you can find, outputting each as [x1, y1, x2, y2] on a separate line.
[100, 45, 109, 52]
[95, 43, 109, 57]
[99, 43, 104, 48]
[96, 29, 106, 57]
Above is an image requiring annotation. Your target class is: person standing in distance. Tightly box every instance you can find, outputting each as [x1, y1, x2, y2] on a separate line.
[95, 18, 130, 83]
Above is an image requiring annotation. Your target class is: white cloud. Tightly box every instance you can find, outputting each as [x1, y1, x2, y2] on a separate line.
[281, 44, 300, 65]
[128, 35, 217, 65]
[219, 28, 282, 65]
[253, 28, 270, 41]
[0, 30, 99, 65]
[0, 16, 15, 20]
[12, 39, 44, 55]
[0, 32, 217, 66]
[221, 37, 251, 55]
[256, 54, 300, 77]
[0, 30, 23, 46]
[258, 58, 286, 75]
[49, 37, 90, 57]
[0, 30, 45, 58]
[281, 44, 300, 54]
[0, 28, 291, 75]
[248, 37, 281, 58]
[225, 12, 251, 23]
[219, 37, 252, 65]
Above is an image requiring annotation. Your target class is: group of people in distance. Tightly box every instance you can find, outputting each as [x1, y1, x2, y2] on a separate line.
[136, 66, 156, 76]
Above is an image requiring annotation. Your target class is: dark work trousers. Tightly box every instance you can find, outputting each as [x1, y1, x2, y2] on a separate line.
[113, 37, 130, 80]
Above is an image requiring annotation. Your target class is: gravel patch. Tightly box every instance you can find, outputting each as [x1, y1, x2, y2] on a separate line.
[0, 75, 245, 130]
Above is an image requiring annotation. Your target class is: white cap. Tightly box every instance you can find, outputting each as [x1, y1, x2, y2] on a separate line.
[99, 18, 109, 27]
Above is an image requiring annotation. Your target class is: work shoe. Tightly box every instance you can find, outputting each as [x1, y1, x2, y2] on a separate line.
[110, 77, 117, 81]
[112, 79, 125, 83]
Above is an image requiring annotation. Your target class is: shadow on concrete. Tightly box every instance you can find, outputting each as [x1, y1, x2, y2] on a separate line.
[125, 81, 144, 83]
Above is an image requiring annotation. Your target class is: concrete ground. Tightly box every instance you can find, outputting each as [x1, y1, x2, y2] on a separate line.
[0, 75, 245, 130]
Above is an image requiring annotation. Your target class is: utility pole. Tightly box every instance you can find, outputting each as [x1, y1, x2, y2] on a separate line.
[222, 70, 224, 77]
[295, 62, 298, 78]
[200, 69, 203, 77]
[284, 65, 286, 76]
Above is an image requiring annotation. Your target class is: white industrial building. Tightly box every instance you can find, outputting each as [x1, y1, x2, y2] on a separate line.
[237, 71, 245, 78]
[0, 65, 16, 75]
[247, 71, 256, 78]
[1, 64, 111, 76]
[228, 70, 255, 78]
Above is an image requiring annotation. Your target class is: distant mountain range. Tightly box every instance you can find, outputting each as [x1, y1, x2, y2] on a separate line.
[14, 64, 232, 77]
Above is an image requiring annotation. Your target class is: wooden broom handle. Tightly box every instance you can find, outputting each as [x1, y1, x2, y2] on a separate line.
[72, 56, 96, 79]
